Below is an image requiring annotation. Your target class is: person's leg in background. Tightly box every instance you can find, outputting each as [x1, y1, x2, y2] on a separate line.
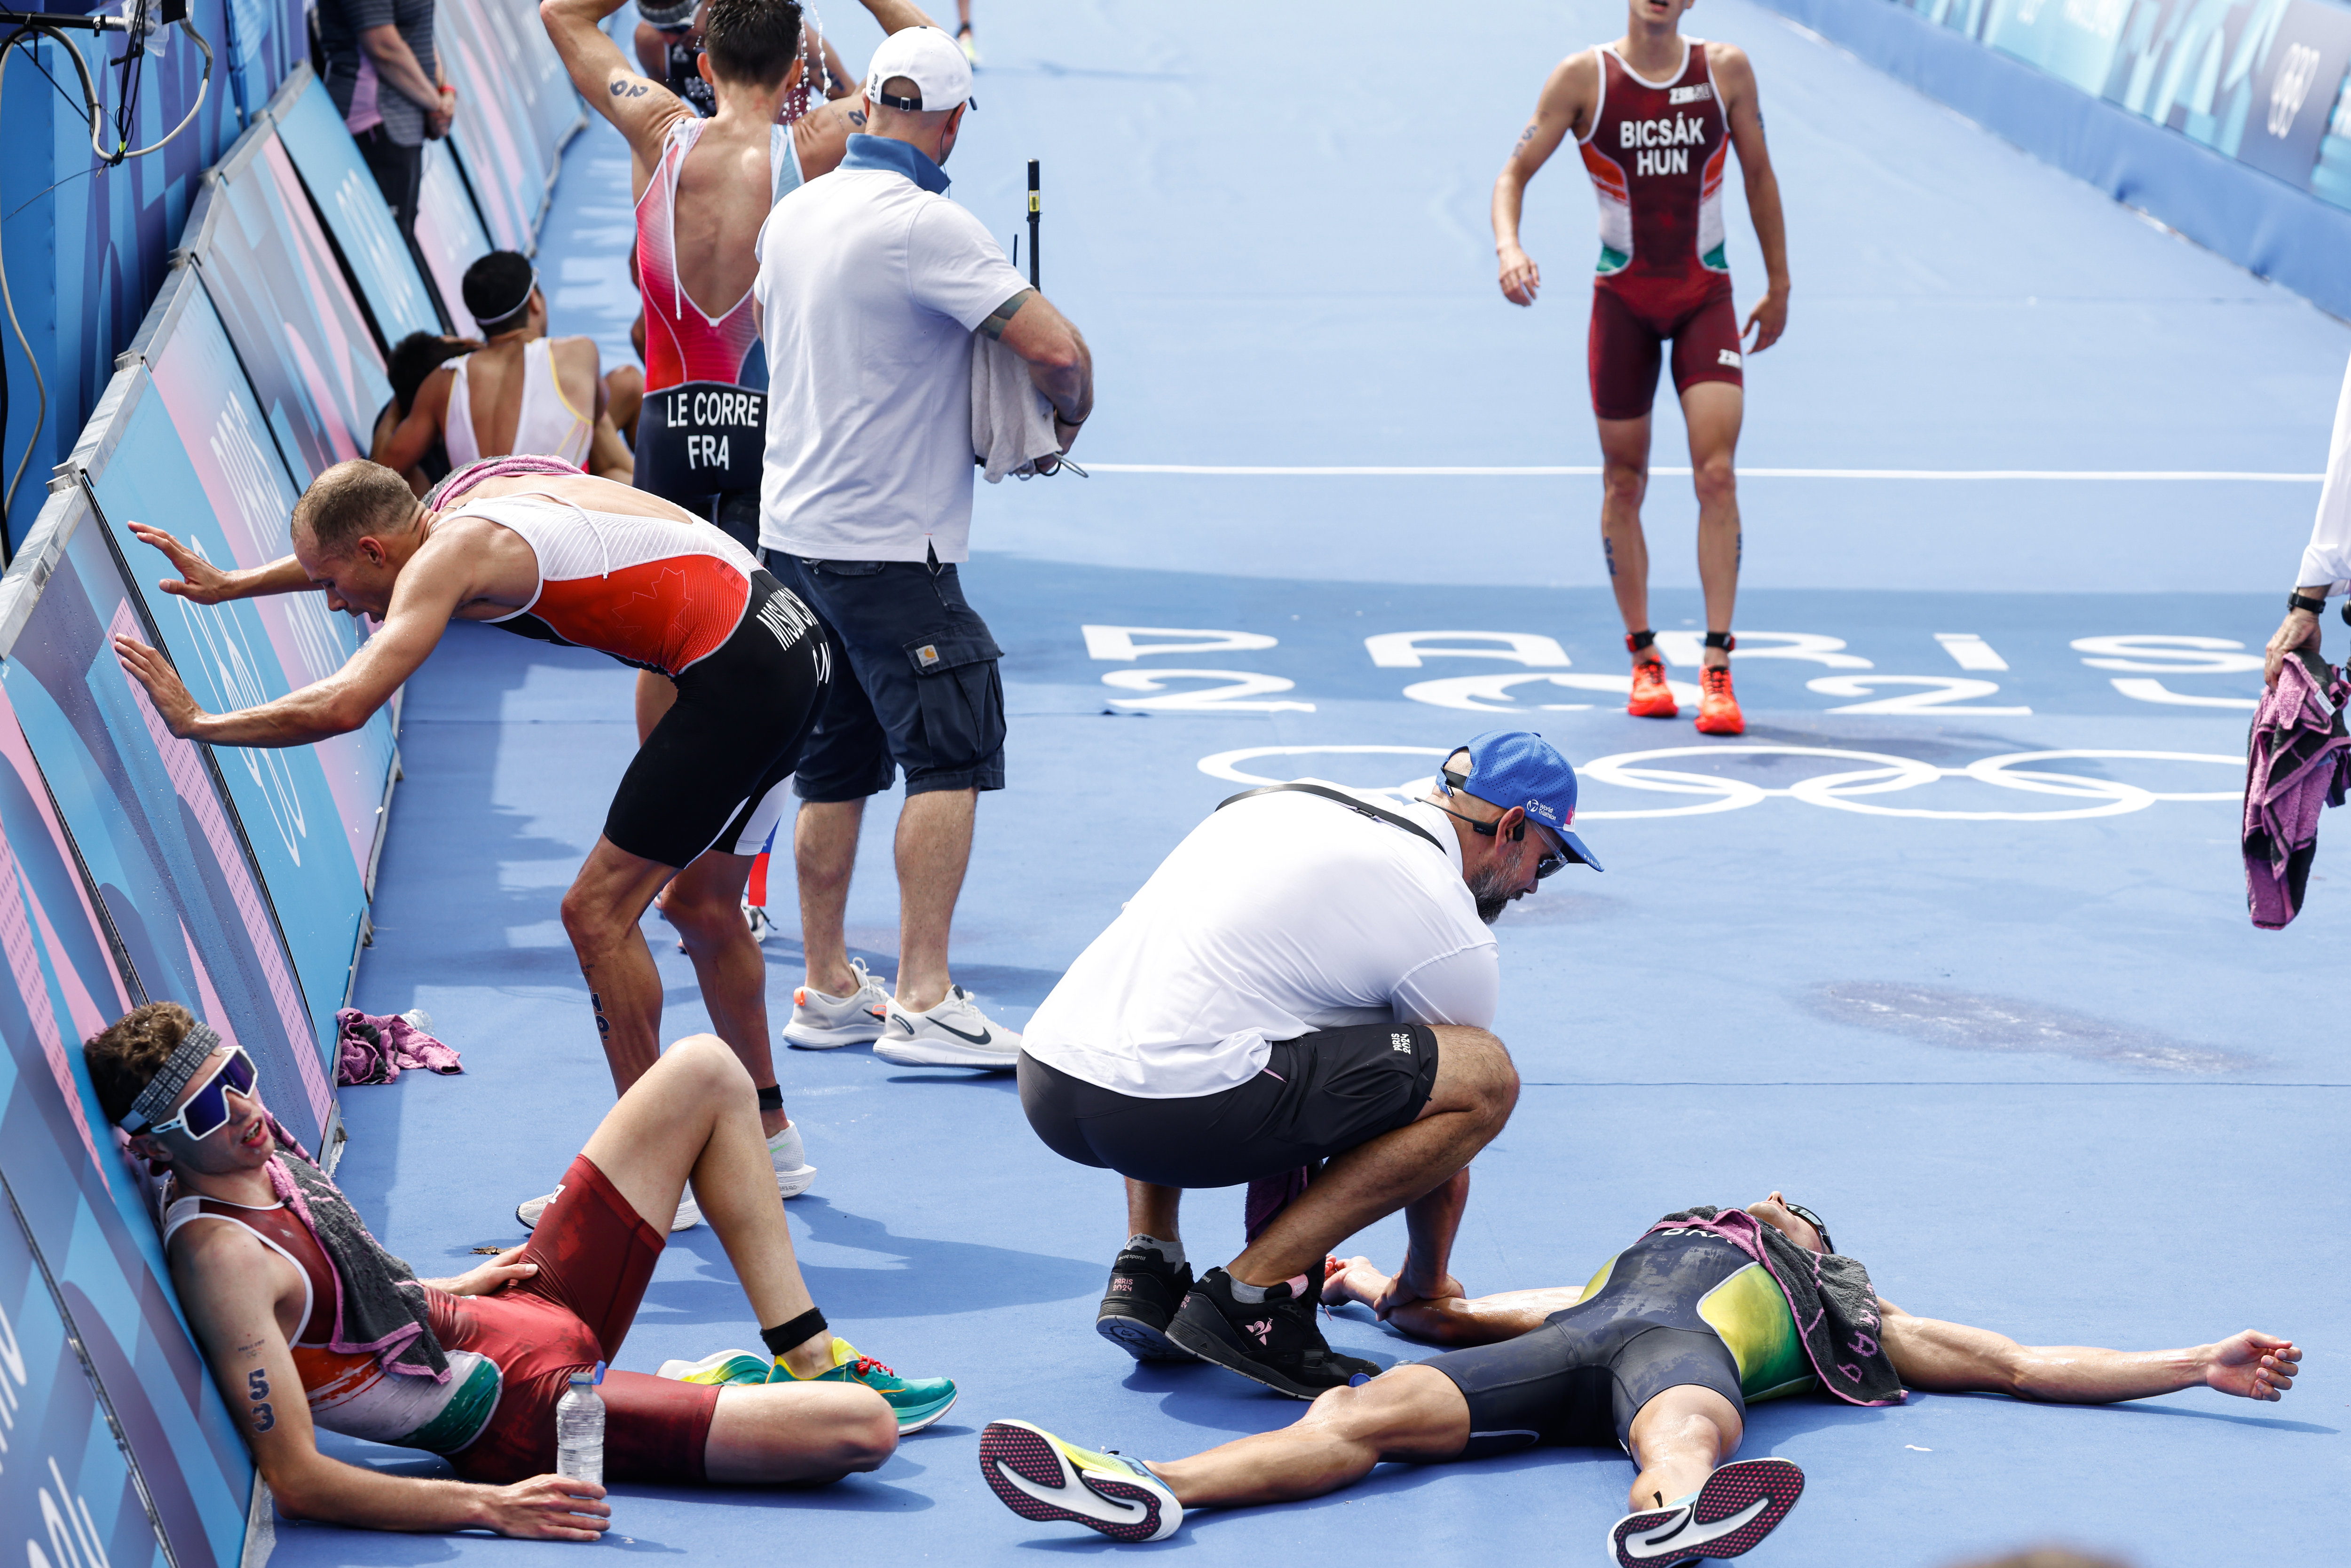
[1590, 287, 1678, 722]
[1098, 1180, 1191, 1360]
[1680, 374, 1746, 737]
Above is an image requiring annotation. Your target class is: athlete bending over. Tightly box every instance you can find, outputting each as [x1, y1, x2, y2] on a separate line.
[114, 458, 824, 1232]
[89, 1004, 953, 1539]
[979, 1193, 2296, 1563]
[1493, 0, 1791, 736]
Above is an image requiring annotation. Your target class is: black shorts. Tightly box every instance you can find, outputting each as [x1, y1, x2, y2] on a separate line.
[1425, 1228, 1750, 1457]
[634, 381, 765, 555]
[602, 571, 827, 867]
[761, 551, 1007, 801]
[1016, 1023, 1441, 1188]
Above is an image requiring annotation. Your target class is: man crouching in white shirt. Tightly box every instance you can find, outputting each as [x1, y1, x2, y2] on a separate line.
[1018, 731, 1601, 1399]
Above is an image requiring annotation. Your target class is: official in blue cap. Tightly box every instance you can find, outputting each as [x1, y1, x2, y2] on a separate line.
[1016, 726, 1600, 1402]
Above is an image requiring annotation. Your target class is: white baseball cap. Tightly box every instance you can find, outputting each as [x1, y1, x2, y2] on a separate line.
[863, 25, 973, 112]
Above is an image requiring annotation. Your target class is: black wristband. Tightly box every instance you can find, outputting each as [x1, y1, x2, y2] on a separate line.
[761, 1307, 828, 1359]
[2290, 592, 2328, 615]
[756, 1084, 784, 1113]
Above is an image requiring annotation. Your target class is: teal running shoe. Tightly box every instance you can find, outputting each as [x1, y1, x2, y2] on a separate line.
[655, 1348, 770, 1387]
[766, 1337, 957, 1433]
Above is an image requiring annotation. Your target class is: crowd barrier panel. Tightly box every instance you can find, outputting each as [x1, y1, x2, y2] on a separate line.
[1751, 0, 2351, 319]
[438, 0, 586, 255]
[0, 663, 255, 1568]
[110, 266, 398, 1016]
[269, 70, 446, 352]
[418, 142, 499, 338]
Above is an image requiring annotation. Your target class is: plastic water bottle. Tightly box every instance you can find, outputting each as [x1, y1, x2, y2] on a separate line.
[555, 1368, 604, 1486]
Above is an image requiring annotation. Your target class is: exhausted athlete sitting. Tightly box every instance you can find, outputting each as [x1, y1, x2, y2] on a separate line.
[88, 1003, 953, 1539]
[113, 457, 827, 1231]
[978, 1194, 2298, 1562]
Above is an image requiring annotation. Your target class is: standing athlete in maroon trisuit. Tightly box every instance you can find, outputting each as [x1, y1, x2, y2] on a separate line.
[1492, 0, 1790, 735]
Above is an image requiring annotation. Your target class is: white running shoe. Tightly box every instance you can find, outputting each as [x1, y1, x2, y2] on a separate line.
[783, 958, 891, 1048]
[519, 1185, 700, 1231]
[873, 986, 1022, 1070]
[770, 1122, 817, 1199]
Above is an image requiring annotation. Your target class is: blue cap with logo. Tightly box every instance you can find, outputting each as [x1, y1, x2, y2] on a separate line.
[1446, 730, 1601, 872]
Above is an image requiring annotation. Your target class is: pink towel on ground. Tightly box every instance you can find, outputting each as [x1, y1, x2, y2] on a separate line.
[336, 1009, 462, 1086]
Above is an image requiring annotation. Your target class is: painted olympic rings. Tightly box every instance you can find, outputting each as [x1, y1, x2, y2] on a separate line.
[1196, 744, 2242, 824]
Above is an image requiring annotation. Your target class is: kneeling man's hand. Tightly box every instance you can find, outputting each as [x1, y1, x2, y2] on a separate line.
[484, 1475, 610, 1539]
[1372, 1268, 1466, 1323]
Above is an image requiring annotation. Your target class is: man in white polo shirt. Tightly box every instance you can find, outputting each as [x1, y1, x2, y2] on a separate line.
[753, 19, 1093, 1070]
[1018, 732, 1601, 1399]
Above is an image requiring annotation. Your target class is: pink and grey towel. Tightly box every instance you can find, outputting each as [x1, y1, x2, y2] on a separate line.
[336, 1008, 462, 1087]
[421, 452, 584, 512]
[2243, 650, 2351, 930]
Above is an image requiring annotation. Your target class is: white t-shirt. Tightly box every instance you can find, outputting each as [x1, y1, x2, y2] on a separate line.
[2296, 351, 2351, 594]
[1021, 790, 1501, 1099]
[753, 137, 1027, 564]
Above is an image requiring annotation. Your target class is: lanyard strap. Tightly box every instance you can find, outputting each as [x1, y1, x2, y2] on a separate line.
[1213, 782, 1447, 855]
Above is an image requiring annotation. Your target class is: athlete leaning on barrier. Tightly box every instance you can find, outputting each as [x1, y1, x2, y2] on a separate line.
[87, 1002, 951, 1539]
[2264, 351, 2351, 687]
[976, 1194, 2299, 1561]
[110, 459, 857, 1236]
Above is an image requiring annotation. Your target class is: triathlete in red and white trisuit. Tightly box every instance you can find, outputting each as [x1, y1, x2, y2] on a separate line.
[635, 119, 802, 394]
[1491, 0, 1791, 738]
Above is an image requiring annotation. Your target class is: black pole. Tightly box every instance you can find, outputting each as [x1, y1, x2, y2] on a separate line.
[1026, 159, 1040, 289]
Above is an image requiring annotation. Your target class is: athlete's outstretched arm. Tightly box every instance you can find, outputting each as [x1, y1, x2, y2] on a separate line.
[791, 0, 939, 177]
[1879, 1298, 2300, 1404]
[540, 0, 696, 184]
[112, 546, 469, 747]
[1710, 44, 1790, 352]
[173, 1219, 608, 1538]
[1491, 52, 1596, 307]
[1322, 1254, 1583, 1347]
[370, 367, 455, 480]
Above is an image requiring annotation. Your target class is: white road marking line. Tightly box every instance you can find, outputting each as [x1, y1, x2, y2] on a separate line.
[1934, 633, 2010, 671]
[1083, 464, 2323, 481]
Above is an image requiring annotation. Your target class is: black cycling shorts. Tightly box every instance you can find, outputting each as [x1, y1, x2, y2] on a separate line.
[602, 570, 827, 868]
[1425, 1228, 1751, 1457]
[1016, 1023, 1440, 1189]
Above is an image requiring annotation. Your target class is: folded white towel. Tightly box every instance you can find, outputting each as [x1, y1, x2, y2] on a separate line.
[970, 330, 1065, 483]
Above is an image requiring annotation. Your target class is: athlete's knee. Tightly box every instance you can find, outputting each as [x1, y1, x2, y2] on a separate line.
[1691, 453, 1737, 509]
[1602, 459, 1649, 508]
[835, 1393, 899, 1473]
[1304, 1366, 1467, 1459]
[667, 882, 750, 950]
[659, 1033, 748, 1096]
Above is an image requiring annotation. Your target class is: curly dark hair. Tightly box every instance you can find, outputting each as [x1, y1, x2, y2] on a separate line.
[84, 1001, 198, 1127]
[702, 0, 801, 88]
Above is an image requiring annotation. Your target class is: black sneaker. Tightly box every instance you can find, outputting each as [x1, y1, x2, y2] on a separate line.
[1165, 1266, 1380, 1399]
[1096, 1247, 1195, 1362]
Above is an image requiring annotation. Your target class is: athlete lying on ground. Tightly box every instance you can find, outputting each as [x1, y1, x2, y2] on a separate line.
[88, 1002, 952, 1539]
[979, 1193, 2297, 1563]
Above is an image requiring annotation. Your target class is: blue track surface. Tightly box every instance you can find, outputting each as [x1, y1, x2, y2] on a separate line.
[279, 3, 2349, 1564]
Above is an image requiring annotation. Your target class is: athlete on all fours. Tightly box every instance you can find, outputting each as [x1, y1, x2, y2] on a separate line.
[1493, 0, 1791, 736]
[978, 1194, 2299, 1560]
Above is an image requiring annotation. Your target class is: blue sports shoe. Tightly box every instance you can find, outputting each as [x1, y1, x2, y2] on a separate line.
[766, 1337, 957, 1433]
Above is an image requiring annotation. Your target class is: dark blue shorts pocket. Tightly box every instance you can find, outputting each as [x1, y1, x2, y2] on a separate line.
[903, 629, 1006, 777]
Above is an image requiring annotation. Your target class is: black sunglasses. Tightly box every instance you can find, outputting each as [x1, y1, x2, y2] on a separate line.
[1781, 1201, 1835, 1256]
[1437, 770, 1570, 878]
[147, 1048, 259, 1141]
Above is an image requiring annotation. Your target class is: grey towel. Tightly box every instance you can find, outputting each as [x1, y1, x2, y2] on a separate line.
[970, 331, 1064, 483]
[270, 1147, 452, 1382]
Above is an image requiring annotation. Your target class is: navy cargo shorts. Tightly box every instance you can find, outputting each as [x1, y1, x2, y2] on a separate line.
[760, 550, 1008, 802]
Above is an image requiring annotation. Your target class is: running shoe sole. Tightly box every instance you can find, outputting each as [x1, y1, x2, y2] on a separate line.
[892, 1387, 958, 1434]
[783, 1017, 885, 1049]
[872, 1035, 1020, 1070]
[1164, 1292, 1330, 1400]
[656, 1349, 770, 1387]
[1608, 1457, 1804, 1566]
[1096, 1308, 1192, 1363]
[775, 1162, 818, 1199]
[978, 1420, 1179, 1543]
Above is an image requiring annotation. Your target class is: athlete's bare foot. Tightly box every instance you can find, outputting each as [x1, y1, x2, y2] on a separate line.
[1321, 1255, 1387, 1307]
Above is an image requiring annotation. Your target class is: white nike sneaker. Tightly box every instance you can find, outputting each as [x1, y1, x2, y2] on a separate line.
[978, 1420, 1179, 1543]
[770, 1122, 817, 1199]
[782, 958, 890, 1048]
[516, 1190, 555, 1230]
[873, 985, 1021, 1070]
[1608, 1457, 1804, 1567]
[670, 1188, 702, 1231]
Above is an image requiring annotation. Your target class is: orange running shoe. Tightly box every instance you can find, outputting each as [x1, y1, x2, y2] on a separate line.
[1695, 666, 1744, 735]
[1627, 660, 1679, 719]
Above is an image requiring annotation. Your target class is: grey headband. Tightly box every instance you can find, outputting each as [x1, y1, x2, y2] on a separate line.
[119, 1022, 225, 1133]
[475, 268, 539, 333]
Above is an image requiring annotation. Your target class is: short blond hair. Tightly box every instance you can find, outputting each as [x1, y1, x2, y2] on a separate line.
[292, 460, 418, 556]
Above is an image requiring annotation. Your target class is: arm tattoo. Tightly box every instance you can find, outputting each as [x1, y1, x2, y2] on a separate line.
[847, 107, 866, 128]
[980, 289, 1035, 341]
[1515, 122, 1537, 150]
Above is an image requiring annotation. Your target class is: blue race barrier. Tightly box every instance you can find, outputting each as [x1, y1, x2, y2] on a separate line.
[103, 267, 398, 1031]
[269, 70, 444, 352]
[0, 474, 337, 1157]
[417, 142, 497, 338]
[180, 107, 396, 486]
[1750, 0, 2351, 318]
[0, 670, 254, 1568]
